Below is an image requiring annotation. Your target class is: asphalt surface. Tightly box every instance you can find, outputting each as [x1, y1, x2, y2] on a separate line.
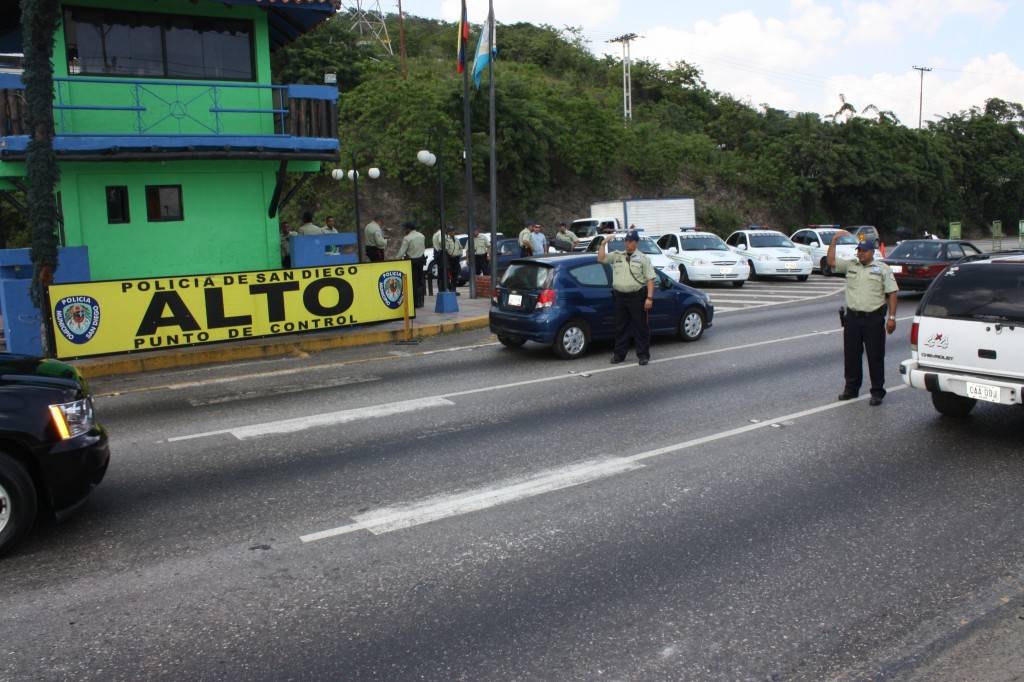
[3, 274, 1024, 681]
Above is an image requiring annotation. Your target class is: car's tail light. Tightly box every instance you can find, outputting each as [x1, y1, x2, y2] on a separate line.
[879, 242, 887, 257]
[910, 320, 919, 351]
[537, 289, 556, 308]
[491, 286, 500, 305]
[49, 398, 94, 440]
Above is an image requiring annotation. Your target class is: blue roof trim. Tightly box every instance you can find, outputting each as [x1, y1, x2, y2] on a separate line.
[0, 74, 24, 90]
[287, 84, 338, 101]
[0, 135, 339, 153]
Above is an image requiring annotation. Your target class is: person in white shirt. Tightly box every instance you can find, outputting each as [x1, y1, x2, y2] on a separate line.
[297, 211, 324, 235]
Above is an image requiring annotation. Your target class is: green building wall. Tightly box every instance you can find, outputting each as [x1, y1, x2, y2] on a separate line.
[58, 159, 321, 280]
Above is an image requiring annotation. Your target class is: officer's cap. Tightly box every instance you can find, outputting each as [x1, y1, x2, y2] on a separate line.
[624, 229, 641, 242]
[856, 238, 876, 251]
[401, 221, 416, 231]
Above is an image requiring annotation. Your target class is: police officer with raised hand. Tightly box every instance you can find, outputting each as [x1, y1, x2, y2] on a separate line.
[828, 230, 899, 406]
[599, 230, 656, 366]
[396, 221, 426, 308]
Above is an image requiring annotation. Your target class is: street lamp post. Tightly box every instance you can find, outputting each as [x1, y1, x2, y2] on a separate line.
[331, 155, 380, 262]
[417, 148, 458, 313]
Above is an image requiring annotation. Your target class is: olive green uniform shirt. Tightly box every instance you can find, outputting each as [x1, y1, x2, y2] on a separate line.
[605, 250, 656, 293]
[519, 227, 533, 249]
[397, 231, 425, 259]
[554, 230, 576, 248]
[473, 235, 489, 255]
[834, 257, 898, 311]
[364, 221, 387, 249]
[433, 232, 462, 257]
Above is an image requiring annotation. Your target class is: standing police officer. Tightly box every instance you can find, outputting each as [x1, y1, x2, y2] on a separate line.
[599, 230, 656, 366]
[396, 221, 426, 308]
[827, 230, 899, 405]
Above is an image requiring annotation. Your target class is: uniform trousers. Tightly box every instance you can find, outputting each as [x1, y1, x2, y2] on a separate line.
[411, 256, 426, 308]
[613, 290, 650, 361]
[366, 246, 385, 262]
[474, 254, 489, 275]
[843, 309, 886, 397]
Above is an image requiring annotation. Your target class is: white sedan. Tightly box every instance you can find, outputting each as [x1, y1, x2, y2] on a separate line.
[790, 226, 859, 276]
[725, 229, 813, 281]
[585, 234, 680, 281]
[656, 231, 748, 287]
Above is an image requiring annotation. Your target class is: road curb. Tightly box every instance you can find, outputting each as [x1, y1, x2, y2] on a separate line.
[71, 316, 491, 379]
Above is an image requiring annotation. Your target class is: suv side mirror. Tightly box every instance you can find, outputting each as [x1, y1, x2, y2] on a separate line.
[667, 246, 678, 255]
[737, 244, 747, 250]
[809, 241, 820, 248]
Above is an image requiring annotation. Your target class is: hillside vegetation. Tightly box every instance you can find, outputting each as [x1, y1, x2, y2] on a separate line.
[270, 11, 1023, 242]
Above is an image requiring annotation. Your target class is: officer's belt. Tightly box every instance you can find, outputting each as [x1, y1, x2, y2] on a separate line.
[613, 288, 645, 296]
[847, 305, 886, 317]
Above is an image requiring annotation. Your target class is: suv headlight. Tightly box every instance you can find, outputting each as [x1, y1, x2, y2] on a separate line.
[693, 258, 708, 266]
[664, 262, 679, 271]
[757, 254, 771, 262]
[802, 253, 811, 261]
[49, 398, 95, 440]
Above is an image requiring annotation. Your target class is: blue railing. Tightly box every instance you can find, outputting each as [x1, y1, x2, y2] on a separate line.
[52, 76, 290, 137]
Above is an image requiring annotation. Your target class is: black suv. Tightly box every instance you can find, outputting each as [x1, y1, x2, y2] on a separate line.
[0, 353, 110, 556]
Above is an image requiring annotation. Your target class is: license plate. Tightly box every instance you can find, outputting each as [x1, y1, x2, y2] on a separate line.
[966, 382, 1001, 403]
[890, 265, 903, 274]
[507, 293, 523, 307]
[719, 267, 732, 274]
[785, 263, 796, 270]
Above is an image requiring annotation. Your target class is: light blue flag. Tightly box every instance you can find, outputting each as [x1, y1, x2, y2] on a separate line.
[471, 12, 496, 89]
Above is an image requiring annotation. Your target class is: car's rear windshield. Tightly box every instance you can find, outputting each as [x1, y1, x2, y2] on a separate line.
[819, 231, 857, 245]
[606, 239, 661, 255]
[889, 241, 942, 260]
[750, 234, 794, 248]
[681, 236, 728, 251]
[921, 264, 1024, 323]
[501, 263, 552, 290]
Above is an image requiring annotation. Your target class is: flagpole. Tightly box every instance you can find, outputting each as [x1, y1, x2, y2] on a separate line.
[461, 0, 477, 299]
[487, 0, 498, 287]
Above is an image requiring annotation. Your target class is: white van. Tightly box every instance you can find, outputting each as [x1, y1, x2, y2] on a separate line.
[901, 252, 1024, 417]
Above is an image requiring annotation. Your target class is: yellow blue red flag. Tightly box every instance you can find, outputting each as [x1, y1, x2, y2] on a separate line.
[456, 0, 469, 74]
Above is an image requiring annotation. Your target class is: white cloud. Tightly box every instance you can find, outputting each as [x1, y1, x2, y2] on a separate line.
[847, 0, 1008, 45]
[824, 53, 1024, 125]
[438, 0, 620, 26]
[626, 2, 843, 110]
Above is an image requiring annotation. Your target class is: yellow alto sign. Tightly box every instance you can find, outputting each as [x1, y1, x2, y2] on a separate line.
[48, 262, 414, 359]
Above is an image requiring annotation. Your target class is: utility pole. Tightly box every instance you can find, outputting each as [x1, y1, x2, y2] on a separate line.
[608, 33, 639, 121]
[397, 0, 408, 80]
[913, 65, 932, 129]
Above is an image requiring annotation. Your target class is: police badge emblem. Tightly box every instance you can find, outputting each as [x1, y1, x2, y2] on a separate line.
[378, 271, 405, 310]
[54, 296, 101, 344]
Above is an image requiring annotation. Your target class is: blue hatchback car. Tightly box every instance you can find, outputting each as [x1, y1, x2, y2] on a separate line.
[489, 254, 714, 359]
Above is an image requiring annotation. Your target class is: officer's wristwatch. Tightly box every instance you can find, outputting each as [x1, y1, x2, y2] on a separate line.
[887, 315, 896, 320]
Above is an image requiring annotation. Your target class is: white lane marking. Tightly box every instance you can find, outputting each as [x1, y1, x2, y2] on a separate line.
[300, 458, 645, 542]
[170, 315, 914, 441]
[300, 387, 908, 542]
[168, 396, 453, 442]
[709, 293, 806, 300]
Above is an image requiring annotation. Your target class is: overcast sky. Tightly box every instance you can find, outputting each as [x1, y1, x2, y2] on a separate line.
[390, 0, 1024, 126]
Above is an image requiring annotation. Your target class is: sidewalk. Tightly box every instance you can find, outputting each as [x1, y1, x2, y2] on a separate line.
[71, 292, 491, 379]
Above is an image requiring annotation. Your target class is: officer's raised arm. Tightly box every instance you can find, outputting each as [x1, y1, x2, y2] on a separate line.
[827, 229, 850, 270]
[597, 236, 609, 263]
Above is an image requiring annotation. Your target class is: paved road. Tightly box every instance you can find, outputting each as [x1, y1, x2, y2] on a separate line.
[3, 282, 1023, 681]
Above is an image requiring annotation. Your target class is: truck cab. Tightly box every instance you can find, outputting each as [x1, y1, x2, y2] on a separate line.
[569, 217, 622, 252]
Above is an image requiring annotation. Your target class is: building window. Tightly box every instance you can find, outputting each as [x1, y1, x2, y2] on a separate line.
[145, 185, 183, 222]
[64, 7, 255, 81]
[105, 186, 130, 224]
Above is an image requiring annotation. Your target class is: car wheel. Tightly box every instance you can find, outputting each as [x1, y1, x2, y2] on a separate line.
[796, 274, 809, 282]
[497, 334, 526, 348]
[678, 306, 705, 342]
[747, 260, 758, 281]
[731, 280, 745, 288]
[820, 258, 832, 277]
[553, 320, 590, 359]
[931, 391, 977, 418]
[679, 266, 690, 284]
[0, 453, 38, 558]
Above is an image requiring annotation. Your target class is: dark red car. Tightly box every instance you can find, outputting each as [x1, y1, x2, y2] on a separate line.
[882, 239, 984, 291]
